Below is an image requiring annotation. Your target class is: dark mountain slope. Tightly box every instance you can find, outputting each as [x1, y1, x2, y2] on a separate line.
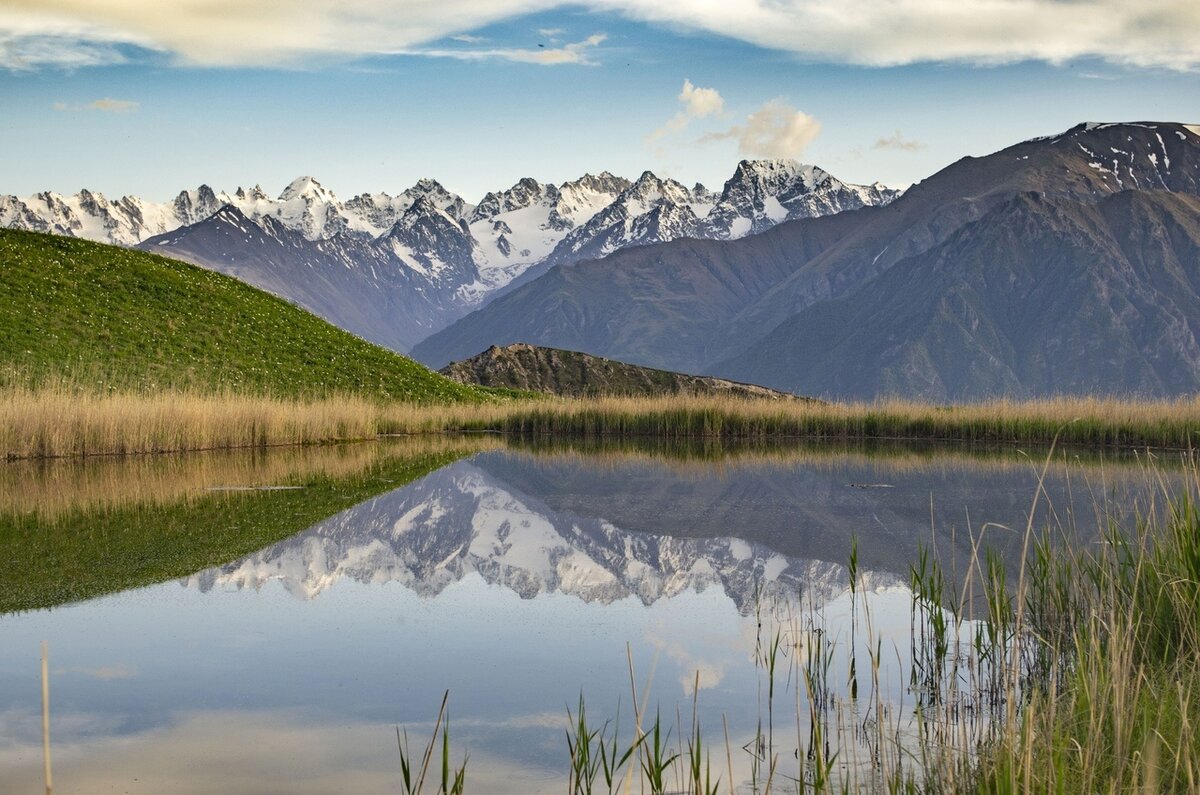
[712, 190, 1200, 400]
[719, 123, 1200, 360]
[140, 205, 475, 352]
[411, 209, 863, 370]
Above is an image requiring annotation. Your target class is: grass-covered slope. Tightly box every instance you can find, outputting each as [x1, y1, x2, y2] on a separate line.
[0, 228, 485, 402]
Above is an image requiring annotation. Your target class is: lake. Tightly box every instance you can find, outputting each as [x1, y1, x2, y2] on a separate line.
[0, 437, 1175, 793]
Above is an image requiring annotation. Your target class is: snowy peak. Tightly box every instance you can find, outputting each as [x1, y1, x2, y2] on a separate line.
[401, 178, 472, 222]
[705, 159, 900, 239]
[470, 177, 556, 222]
[728, 158, 824, 192]
[385, 196, 478, 283]
[562, 171, 631, 197]
[621, 170, 695, 212]
[546, 170, 721, 262]
[235, 184, 269, 202]
[173, 185, 226, 225]
[278, 175, 336, 203]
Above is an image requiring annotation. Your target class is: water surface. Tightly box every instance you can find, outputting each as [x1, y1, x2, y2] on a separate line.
[0, 439, 1175, 792]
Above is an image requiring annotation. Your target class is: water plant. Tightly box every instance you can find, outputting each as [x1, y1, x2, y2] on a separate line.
[397, 691, 468, 795]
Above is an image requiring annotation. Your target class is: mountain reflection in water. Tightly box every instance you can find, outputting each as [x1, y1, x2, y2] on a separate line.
[187, 446, 1157, 610]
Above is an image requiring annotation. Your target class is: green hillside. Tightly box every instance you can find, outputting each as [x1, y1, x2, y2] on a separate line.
[0, 229, 486, 402]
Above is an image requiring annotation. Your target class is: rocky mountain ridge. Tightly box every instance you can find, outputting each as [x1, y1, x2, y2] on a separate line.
[440, 342, 807, 399]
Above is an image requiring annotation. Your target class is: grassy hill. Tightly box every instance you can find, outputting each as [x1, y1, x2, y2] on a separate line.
[0, 229, 485, 402]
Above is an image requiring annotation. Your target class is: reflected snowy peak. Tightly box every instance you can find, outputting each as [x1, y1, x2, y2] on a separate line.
[186, 459, 898, 611]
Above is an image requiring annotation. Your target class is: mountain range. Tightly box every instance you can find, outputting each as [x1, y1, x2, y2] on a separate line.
[413, 122, 1200, 400]
[1, 162, 897, 353]
[9, 121, 1200, 400]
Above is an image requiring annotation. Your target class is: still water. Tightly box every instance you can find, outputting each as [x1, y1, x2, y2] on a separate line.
[0, 439, 1173, 792]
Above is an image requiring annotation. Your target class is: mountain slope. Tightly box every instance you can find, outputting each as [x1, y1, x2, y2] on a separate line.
[139, 205, 476, 352]
[440, 342, 802, 398]
[410, 202, 876, 370]
[0, 229, 485, 401]
[714, 190, 1200, 400]
[413, 122, 1200, 398]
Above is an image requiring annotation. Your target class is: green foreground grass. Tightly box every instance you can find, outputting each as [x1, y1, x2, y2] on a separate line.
[0, 228, 485, 402]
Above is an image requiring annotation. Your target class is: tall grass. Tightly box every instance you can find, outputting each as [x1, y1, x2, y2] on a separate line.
[0, 386, 385, 458]
[7, 387, 1200, 459]
[398, 394, 1200, 450]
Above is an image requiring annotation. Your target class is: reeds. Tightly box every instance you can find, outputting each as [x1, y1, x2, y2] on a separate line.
[0, 385, 386, 459]
[7, 386, 1200, 459]
[396, 393, 1200, 450]
[404, 450, 1200, 793]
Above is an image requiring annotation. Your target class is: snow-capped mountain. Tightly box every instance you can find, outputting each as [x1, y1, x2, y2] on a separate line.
[183, 458, 900, 611]
[3, 162, 897, 351]
[545, 171, 712, 263]
[702, 160, 901, 239]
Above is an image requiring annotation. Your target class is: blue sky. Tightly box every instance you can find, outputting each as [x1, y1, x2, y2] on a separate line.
[1, 2, 1197, 202]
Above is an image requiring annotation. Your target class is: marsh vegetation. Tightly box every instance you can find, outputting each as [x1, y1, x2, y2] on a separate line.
[7, 387, 1200, 459]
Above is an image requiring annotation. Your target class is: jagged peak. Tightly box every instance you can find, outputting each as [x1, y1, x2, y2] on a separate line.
[393, 195, 463, 231]
[235, 184, 269, 202]
[278, 176, 335, 202]
[407, 177, 448, 194]
[561, 171, 631, 194]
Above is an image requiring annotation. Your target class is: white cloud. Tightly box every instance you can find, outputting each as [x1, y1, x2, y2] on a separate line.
[647, 78, 725, 147]
[0, 31, 127, 69]
[872, 130, 925, 151]
[53, 97, 139, 112]
[607, 0, 1200, 71]
[1, 1, 1197, 70]
[701, 99, 822, 159]
[90, 96, 138, 111]
[407, 33, 606, 66]
[678, 78, 723, 118]
[449, 34, 485, 43]
[536, 27, 565, 37]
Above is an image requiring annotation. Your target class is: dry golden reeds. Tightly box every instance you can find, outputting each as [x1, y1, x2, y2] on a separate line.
[6, 386, 1200, 460]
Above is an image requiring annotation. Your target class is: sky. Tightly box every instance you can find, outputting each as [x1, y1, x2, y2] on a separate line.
[1, 1, 1198, 203]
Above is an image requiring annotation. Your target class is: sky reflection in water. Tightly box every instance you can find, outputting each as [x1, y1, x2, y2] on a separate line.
[0, 444, 1170, 792]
